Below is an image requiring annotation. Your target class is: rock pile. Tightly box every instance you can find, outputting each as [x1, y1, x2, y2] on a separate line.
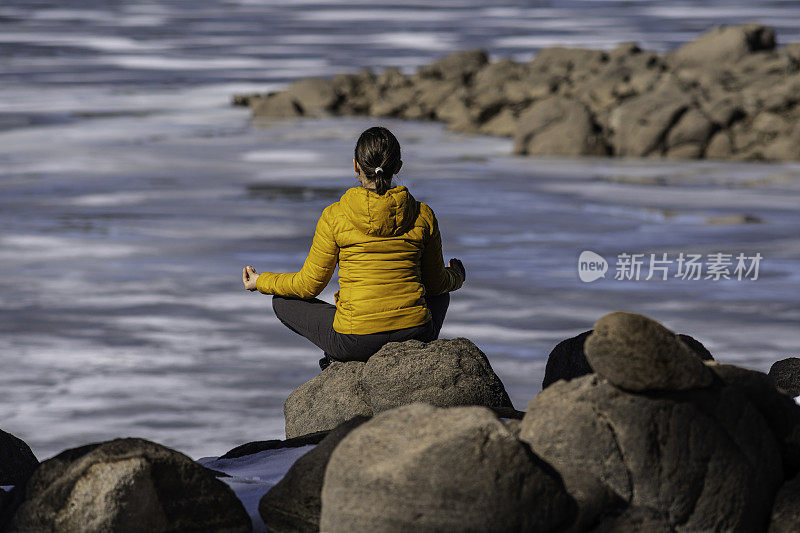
[237, 24, 800, 161]
[283, 337, 515, 438]
[259, 311, 800, 531]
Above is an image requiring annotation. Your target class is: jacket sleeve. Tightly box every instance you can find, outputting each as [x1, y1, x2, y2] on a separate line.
[421, 210, 464, 296]
[256, 206, 338, 298]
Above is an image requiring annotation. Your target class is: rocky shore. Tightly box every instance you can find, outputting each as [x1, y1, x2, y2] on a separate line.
[235, 24, 800, 162]
[3, 311, 800, 531]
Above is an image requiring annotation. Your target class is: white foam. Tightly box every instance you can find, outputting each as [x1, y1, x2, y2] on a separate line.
[242, 150, 323, 164]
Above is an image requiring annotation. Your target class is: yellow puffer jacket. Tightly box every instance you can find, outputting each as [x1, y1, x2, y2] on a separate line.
[256, 185, 464, 334]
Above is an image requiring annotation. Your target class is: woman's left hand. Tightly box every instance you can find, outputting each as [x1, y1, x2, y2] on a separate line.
[242, 265, 259, 291]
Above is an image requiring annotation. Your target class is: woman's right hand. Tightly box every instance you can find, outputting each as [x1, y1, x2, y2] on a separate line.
[448, 258, 466, 282]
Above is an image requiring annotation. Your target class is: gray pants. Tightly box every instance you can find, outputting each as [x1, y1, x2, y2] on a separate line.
[272, 293, 450, 362]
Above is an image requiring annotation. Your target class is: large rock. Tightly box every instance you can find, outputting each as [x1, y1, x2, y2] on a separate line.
[284, 338, 513, 438]
[543, 329, 713, 389]
[361, 337, 513, 412]
[259, 417, 369, 533]
[770, 357, 800, 397]
[512, 96, 607, 156]
[7, 438, 250, 533]
[320, 403, 575, 532]
[669, 24, 776, 68]
[283, 361, 371, 439]
[520, 374, 783, 531]
[0, 429, 38, 487]
[584, 311, 715, 392]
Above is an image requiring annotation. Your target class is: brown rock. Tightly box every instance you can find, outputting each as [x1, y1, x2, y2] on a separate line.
[584, 311, 715, 392]
[283, 361, 371, 439]
[320, 404, 575, 532]
[669, 24, 776, 68]
[8, 438, 250, 533]
[251, 92, 303, 118]
[418, 49, 488, 83]
[513, 96, 607, 156]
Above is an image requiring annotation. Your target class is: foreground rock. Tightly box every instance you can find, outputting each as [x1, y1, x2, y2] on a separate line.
[320, 403, 575, 532]
[521, 311, 791, 531]
[259, 417, 369, 533]
[584, 311, 715, 392]
[0, 429, 38, 487]
[8, 438, 250, 532]
[239, 24, 800, 161]
[542, 328, 713, 389]
[284, 337, 513, 438]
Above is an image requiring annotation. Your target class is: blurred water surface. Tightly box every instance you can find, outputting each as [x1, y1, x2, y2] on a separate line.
[1, 0, 800, 458]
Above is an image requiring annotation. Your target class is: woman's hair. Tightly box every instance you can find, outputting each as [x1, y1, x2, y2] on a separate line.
[354, 126, 401, 195]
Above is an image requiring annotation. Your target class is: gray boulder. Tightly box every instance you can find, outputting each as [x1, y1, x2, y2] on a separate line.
[520, 374, 783, 531]
[284, 338, 513, 438]
[320, 403, 575, 532]
[284, 361, 371, 439]
[584, 311, 715, 392]
[361, 337, 513, 412]
[259, 417, 369, 533]
[669, 24, 776, 68]
[770, 357, 800, 397]
[513, 96, 607, 156]
[0, 429, 38, 487]
[8, 438, 250, 533]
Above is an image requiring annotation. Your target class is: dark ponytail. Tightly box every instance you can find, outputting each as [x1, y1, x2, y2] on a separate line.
[354, 126, 401, 195]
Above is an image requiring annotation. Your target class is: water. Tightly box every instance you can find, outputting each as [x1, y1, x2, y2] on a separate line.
[2, 1, 800, 460]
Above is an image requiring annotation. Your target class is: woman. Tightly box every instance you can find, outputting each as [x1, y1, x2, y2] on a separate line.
[242, 126, 465, 370]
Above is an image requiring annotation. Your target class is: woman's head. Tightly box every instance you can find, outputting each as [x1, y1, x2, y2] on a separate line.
[353, 126, 402, 195]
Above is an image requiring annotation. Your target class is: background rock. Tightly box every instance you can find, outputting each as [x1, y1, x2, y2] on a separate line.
[669, 24, 776, 68]
[320, 403, 575, 532]
[8, 438, 250, 533]
[244, 24, 800, 162]
[513, 96, 607, 156]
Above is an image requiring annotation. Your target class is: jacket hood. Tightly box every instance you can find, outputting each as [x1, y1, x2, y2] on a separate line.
[339, 185, 419, 237]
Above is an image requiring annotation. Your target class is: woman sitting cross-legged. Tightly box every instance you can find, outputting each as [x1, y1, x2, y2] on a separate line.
[242, 126, 465, 370]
